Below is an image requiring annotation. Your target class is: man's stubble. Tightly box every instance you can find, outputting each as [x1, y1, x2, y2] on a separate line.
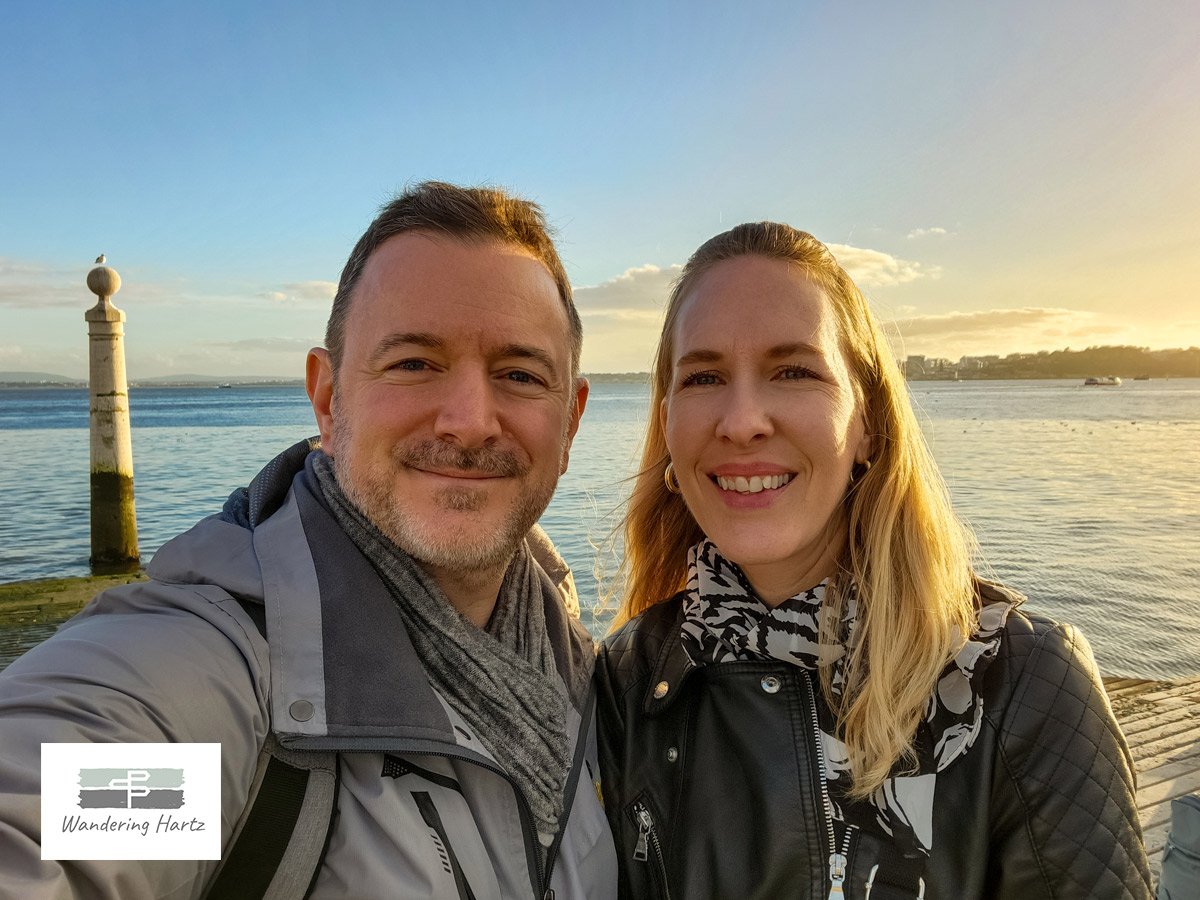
[329, 410, 568, 575]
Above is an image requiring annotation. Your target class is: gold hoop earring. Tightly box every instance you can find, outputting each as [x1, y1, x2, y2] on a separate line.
[664, 461, 681, 494]
[850, 458, 873, 485]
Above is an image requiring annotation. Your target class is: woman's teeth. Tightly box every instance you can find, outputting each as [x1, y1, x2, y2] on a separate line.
[715, 473, 793, 494]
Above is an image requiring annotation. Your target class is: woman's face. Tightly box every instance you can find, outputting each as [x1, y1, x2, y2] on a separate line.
[662, 255, 872, 604]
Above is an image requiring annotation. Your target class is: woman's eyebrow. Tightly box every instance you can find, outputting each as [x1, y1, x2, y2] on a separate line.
[676, 342, 822, 366]
[766, 342, 822, 359]
[675, 349, 722, 367]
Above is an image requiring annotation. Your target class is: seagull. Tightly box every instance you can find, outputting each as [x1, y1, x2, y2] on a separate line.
[95, 254, 106, 264]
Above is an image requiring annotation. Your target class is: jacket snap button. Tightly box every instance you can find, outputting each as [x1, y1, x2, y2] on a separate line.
[760, 675, 782, 694]
[666, 747, 678, 763]
[289, 699, 315, 722]
[653, 680, 669, 699]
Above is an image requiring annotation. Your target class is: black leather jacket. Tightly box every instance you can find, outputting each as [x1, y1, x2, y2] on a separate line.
[595, 586, 1152, 899]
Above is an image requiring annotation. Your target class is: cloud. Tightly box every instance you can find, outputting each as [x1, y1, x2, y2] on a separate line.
[574, 264, 681, 315]
[906, 227, 949, 239]
[0, 256, 182, 309]
[827, 244, 941, 287]
[0, 258, 51, 277]
[262, 280, 337, 304]
[212, 337, 319, 353]
[571, 265, 681, 372]
[0, 257, 85, 308]
[878, 306, 1153, 359]
[571, 251, 942, 370]
[891, 307, 1087, 339]
[0, 341, 88, 378]
[0, 282, 82, 308]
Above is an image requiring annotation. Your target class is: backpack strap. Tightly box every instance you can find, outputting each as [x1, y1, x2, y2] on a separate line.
[204, 600, 339, 900]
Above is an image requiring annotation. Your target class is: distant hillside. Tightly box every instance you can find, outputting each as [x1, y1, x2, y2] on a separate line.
[130, 374, 304, 386]
[1, 370, 650, 387]
[585, 372, 650, 383]
[0, 371, 82, 385]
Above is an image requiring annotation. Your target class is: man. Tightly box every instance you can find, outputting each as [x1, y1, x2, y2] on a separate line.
[0, 182, 617, 898]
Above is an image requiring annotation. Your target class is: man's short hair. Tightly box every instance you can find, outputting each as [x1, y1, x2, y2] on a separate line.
[326, 181, 583, 376]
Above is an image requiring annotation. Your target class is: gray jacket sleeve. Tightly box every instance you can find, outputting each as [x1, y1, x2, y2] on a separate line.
[988, 623, 1153, 899]
[0, 582, 270, 900]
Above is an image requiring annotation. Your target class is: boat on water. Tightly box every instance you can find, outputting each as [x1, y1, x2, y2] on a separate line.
[1083, 376, 1122, 386]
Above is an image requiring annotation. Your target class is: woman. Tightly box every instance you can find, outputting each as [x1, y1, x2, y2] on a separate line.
[595, 222, 1151, 899]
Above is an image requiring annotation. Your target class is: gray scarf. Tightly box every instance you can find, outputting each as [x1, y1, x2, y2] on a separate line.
[311, 453, 575, 847]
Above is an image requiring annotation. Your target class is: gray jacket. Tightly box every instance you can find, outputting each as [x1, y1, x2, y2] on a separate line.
[0, 443, 617, 899]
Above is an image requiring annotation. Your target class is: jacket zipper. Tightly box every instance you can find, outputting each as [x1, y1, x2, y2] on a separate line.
[631, 800, 672, 900]
[802, 674, 856, 900]
[287, 736, 568, 900]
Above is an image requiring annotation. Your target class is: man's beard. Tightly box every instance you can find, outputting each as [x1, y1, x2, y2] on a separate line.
[331, 421, 564, 574]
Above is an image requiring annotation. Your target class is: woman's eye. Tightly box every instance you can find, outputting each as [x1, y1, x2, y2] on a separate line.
[680, 371, 720, 388]
[778, 365, 818, 380]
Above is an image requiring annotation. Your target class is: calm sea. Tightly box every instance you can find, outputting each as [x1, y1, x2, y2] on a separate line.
[2, 380, 1198, 678]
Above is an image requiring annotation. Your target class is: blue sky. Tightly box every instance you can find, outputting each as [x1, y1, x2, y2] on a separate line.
[3, 1, 1198, 378]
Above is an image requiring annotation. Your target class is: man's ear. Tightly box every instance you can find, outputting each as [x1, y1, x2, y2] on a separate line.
[307, 348, 337, 454]
[559, 377, 590, 474]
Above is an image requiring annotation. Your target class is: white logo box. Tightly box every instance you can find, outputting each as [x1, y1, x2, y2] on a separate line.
[41, 743, 221, 861]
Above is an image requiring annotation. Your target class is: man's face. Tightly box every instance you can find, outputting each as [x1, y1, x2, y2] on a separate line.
[308, 232, 587, 574]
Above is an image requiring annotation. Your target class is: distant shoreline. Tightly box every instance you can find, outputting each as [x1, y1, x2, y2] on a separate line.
[0, 373, 653, 388]
[6, 373, 1200, 389]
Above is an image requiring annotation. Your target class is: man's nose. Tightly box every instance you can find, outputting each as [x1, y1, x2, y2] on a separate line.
[433, 370, 503, 448]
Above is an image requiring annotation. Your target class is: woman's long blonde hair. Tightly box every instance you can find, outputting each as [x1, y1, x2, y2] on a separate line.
[614, 222, 978, 797]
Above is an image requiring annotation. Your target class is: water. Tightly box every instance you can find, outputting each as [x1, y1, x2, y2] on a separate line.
[2, 380, 1197, 678]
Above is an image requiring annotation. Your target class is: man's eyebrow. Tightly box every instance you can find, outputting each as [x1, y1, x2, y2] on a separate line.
[496, 343, 558, 373]
[368, 332, 443, 365]
[675, 342, 822, 367]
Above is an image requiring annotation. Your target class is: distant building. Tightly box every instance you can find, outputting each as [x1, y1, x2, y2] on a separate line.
[958, 355, 1000, 370]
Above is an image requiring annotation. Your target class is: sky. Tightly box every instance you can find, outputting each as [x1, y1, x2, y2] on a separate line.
[3, 1, 1198, 379]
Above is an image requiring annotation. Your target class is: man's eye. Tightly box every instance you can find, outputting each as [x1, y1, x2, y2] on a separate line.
[391, 359, 428, 372]
[504, 370, 542, 385]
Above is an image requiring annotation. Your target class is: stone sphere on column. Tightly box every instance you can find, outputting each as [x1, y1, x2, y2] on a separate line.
[87, 266, 122, 300]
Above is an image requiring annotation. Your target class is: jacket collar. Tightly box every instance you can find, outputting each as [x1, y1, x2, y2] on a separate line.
[641, 596, 700, 717]
[242, 441, 592, 750]
[636, 578, 1025, 721]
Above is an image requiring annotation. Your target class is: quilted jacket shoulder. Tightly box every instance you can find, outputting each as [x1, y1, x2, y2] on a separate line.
[985, 609, 1152, 897]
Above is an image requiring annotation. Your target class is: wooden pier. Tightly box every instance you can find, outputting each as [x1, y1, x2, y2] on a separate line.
[1104, 676, 1200, 878]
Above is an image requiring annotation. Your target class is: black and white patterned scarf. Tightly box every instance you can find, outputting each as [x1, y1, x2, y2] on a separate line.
[679, 539, 1012, 856]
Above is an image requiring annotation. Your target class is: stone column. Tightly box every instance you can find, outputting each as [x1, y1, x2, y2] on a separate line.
[85, 263, 139, 569]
